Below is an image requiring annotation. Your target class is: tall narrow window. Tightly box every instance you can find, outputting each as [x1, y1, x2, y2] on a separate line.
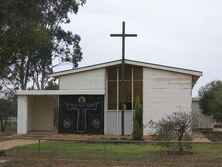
[108, 67, 117, 110]
[119, 65, 132, 110]
[133, 66, 143, 109]
[119, 65, 132, 81]
[119, 81, 132, 110]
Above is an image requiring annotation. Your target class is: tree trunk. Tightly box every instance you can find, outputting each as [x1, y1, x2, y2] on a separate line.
[0, 117, 6, 132]
[19, 57, 25, 90]
[178, 133, 184, 152]
[179, 142, 183, 152]
[24, 57, 31, 90]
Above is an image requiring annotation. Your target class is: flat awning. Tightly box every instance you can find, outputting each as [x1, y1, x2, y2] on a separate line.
[16, 90, 105, 95]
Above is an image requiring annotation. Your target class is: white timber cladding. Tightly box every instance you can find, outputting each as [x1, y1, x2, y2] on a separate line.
[59, 68, 106, 90]
[143, 67, 192, 135]
[17, 96, 28, 134]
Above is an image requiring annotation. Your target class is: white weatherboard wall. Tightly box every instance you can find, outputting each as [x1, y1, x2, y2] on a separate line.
[143, 68, 192, 135]
[59, 68, 106, 91]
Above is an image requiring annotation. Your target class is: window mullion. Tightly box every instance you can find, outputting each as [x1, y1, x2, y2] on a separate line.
[117, 66, 119, 134]
[132, 66, 134, 111]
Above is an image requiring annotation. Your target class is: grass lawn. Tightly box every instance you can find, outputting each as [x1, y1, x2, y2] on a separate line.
[1, 141, 222, 167]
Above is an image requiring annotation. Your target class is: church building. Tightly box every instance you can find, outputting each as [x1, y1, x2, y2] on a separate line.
[16, 59, 202, 135]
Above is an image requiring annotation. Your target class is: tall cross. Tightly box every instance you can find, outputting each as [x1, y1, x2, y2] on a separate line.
[110, 21, 137, 136]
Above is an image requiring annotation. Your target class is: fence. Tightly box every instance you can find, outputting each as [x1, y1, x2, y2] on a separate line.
[1, 137, 222, 166]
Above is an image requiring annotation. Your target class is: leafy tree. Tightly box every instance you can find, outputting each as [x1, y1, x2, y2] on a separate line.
[148, 111, 193, 152]
[0, 96, 16, 132]
[198, 80, 222, 122]
[132, 97, 143, 140]
[44, 80, 59, 90]
[0, 0, 86, 90]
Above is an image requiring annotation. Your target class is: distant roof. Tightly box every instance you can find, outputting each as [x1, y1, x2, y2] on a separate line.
[50, 59, 203, 78]
[192, 97, 200, 101]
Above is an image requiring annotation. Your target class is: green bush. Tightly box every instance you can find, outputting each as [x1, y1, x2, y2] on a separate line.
[132, 97, 143, 140]
[199, 80, 222, 122]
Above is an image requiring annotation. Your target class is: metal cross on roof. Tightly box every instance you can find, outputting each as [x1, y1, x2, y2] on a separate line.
[110, 21, 137, 136]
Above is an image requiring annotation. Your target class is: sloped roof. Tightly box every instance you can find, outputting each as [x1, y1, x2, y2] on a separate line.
[50, 59, 203, 78]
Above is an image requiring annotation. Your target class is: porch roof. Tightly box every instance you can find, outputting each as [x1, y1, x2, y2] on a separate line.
[16, 90, 105, 96]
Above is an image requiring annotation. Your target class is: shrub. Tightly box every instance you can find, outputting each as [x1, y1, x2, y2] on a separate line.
[148, 111, 193, 152]
[132, 97, 143, 140]
[198, 80, 222, 122]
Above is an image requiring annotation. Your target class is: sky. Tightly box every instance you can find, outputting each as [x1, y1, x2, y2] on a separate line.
[59, 0, 222, 97]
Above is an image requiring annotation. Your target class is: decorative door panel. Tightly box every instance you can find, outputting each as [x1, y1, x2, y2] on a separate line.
[58, 95, 104, 134]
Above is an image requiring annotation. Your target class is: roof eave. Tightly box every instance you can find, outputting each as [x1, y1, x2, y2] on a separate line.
[16, 90, 105, 95]
[50, 59, 122, 77]
[50, 59, 203, 78]
[125, 59, 203, 77]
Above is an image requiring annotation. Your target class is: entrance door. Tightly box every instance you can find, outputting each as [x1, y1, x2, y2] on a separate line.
[58, 95, 104, 134]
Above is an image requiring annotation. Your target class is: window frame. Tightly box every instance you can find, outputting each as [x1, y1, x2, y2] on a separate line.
[107, 65, 143, 111]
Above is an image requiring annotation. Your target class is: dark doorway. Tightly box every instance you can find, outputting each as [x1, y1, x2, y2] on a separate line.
[58, 95, 104, 134]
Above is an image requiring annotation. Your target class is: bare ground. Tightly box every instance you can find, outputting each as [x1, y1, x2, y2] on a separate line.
[0, 139, 38, 150]
[3, 151, 222, 167]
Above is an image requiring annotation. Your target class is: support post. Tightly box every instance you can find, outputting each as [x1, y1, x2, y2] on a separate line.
[121, 21, 125, 136]
[17, 96, 28, 134]
[38, 139, 41, 159]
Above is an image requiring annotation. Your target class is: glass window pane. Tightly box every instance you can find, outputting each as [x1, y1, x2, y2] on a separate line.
[119, 65, 132, 81]
[133, 66, 143, 81]
[133, 81, 143, 109]
[108, 67, 117, 81]
[119, 81, 132, 110]
[108, 81, 117, 110]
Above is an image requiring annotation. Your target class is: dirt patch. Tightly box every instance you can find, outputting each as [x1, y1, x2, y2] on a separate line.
[0, 160, 8, 164]
[192, 131, 211, 142]
[4, 157, 222, 167]
[0, 139, 38, 150]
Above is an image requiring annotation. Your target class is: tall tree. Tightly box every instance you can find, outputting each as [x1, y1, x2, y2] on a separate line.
[132, 97, 143, 140]
[199, 80, 222, 122]
[0, 0, 86, 90]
